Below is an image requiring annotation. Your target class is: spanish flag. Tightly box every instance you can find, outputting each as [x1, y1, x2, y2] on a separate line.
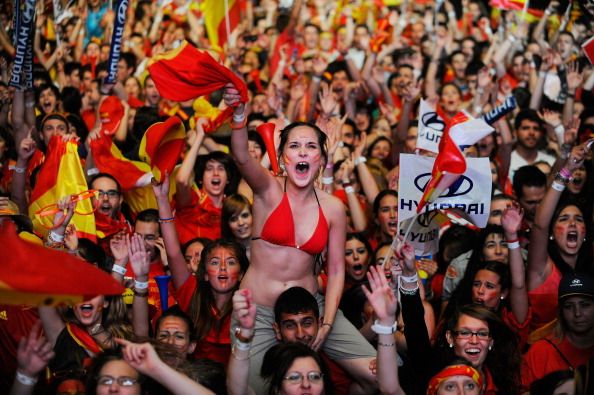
[138, 116, 186, 183]
[89, 133, 153, 192]
[147, 40, 248, 103]
[201, 0, 243, 51]
[28, 136, 97, 241]
[417, 112, 494, 214]
[189, 97, 228, 133]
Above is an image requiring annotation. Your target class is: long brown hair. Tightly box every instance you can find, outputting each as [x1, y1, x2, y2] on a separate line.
[188, 239, 249, 340]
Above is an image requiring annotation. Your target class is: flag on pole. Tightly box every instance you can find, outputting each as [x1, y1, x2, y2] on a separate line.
[28, 136, 96, 241]
[582, 36, 594, 65]
[416, 112, 494, 214]
[201, 0, 243, 51]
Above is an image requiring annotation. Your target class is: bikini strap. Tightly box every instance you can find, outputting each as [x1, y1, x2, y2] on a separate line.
[313, 186, 321, 206]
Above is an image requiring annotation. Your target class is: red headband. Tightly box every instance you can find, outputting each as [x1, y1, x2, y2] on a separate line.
[427, 365, 484, 395]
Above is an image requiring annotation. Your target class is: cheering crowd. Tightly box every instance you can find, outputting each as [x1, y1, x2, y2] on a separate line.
[1, 0, 594, 394]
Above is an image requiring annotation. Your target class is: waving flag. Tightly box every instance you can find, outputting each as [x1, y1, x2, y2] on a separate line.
[0, 222, 124, 306]
[147, 40, 248, 103]
[139, 116, 185, 183]
[416, 112, 494, 214]
[201, 0, 243, 51]
[28, 137, 96, 241]
[90, 133, 153, 191]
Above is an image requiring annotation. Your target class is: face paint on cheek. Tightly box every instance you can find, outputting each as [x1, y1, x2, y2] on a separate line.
[554, 224, 566, 237]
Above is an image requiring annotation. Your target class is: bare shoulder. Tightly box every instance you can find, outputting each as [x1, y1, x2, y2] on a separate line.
[316, 188, 346, 217]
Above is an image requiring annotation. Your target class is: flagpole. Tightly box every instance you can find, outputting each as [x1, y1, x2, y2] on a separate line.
[223, 0, 231, 47]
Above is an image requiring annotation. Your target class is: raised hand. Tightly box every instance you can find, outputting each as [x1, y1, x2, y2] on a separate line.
[110, 230, 129, 264]
[501, 204, 524, 236]
[64, 224, 79, 251]
[395, 239, 416, 275]
[566, 62, 583, 92]
[538, 108, 561, 127]
[222, 83, 245, 116]
[16, 321, 55, 379]
[151, 173, 170, 201]
[318, 82, 338, 117]
[116, 339, 163, 375]
[127, 233, 150, 281]
[53, 194, 76, 230]
[362, 265, 397, 324]
[17, 127, 36, 162]
[232, 289, 256, 331]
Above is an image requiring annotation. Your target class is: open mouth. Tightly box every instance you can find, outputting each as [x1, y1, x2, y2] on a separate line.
[99, 204, 112, 214]
[571, 177, 583, 186]
[464, 348, 482, 357]
[211, 178, 221, 186]
[217, 275, 229, 281]
[567, 231, 579, 247]
[42, 101, 53, 112]
[296, 161, 310, 174]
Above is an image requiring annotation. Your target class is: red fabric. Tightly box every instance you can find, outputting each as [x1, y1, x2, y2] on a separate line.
[582, 36, 594, 66]
[176, 274, 197, 309]
[501, 306, 532, 350]
[0, 305, 39, 390]
[257, 193, 328, 255]
[269, 30, 296, 79]
[95, 211, 131, 240]
[174, 190, 221, 245]
[29, 136, 66, 202]
[81, 108, 97, 132]
[98, 96, 125, 135]
[528, 264, 562, 331]
[147, 41, 248, 103]
[319, 352, 351, 395]
[139, 116, 185, 182]
[65, 322, 102, 354]
[521, 336, 594, 390]
[428, 364, 483, 395]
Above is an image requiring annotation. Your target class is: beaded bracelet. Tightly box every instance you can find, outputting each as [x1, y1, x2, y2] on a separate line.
[377, 341, 396, 347]
[159, 216, 175, 223]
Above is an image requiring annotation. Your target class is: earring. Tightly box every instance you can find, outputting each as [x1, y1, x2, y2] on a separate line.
[500, 296, 504, 300]
[449, 343, 453, 348]
[549, 235, 554, 241]
[488, 345, 492, 351]
[279, 161, 286, 173]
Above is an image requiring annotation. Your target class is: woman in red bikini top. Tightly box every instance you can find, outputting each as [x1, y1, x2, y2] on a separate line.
[224, 83, 348, 349]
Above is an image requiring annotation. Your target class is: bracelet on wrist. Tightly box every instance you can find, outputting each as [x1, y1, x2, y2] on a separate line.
[371, 319, 397, 334]
[321, 176, 334, 185]
[325, 161, 334, 169]
[159, 216, 175, 223]
[321, 322, 333, 330]
[507, 240, 520, 250]
[231, 343, 251, 359]
[87, 167, 100, 176]
[48, 231, 65, 243]
[14, 166, 26, 174]
[344, 186, 355, 194]
[354, 156, 367, 166]
[551, 180, 566, 192]
[377, 341, 396, 347]
[111, 264, 127, 276]
[134, 280, 149, 290]
[400, 273, 418, 283]
[16, 371, 38, 386]
[133, 288, 148, 297]
[234, 326, 254, 344]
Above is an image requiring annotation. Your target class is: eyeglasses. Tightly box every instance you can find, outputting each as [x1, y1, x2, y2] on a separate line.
[283, 371, 324, 385]
[453, 330, 491, 340]
[96, 375, 140, 387]
[96, 189, 120, 199]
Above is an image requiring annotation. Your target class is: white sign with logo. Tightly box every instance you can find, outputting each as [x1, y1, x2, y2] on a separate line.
[398, 154, 493, 228]
[398, 212, 440, 257]
[416, 99, 445, 154]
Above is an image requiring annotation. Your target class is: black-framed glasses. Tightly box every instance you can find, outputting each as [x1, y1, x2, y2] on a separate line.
[97, 190, 120, 199]
[283, 371, 324, 385]
[96, 375, 140, 387]
[453, 330, 491, 340]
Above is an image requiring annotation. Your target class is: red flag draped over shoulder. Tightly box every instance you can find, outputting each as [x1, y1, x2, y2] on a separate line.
[147, 41, 248, 130]
[28, 136, 97, 241]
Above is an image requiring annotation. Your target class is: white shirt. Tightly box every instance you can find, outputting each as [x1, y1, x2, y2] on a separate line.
[509, 149, 556, 181]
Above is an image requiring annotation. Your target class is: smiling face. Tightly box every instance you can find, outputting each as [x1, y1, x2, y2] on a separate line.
[345, 238, 370, 281]
[553, 205, 586, 257]
[203, 246, 242, 294]
[281, 126, 324, 188]
[228, 207, 253, 241]
[482, 233, 508, 263]
[370, 140, 391, 161]
[73, 295, 107, 327]
[446, 314, 493, 368]
[202, 159, 228, 198]
[472, 270, 506, 310]
[377, 194, 398, 240]
[274, 311, 319, 345]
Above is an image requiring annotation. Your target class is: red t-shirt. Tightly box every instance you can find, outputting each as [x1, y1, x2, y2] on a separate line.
[521, 336, 594, 390]
[528, 264, 562, 331]
[176, 275, 232, 365]
[321, 352, 352, 395]
[174, 190, 221, 245]
[125, 259, 176, 318]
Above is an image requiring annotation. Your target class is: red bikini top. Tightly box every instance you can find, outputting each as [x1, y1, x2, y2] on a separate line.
[252, 188, 328, 255]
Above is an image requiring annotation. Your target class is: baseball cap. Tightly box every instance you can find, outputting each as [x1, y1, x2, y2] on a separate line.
[558, 273, 594, 300]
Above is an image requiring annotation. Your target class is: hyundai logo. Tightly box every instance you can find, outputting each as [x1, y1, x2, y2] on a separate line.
[416, 211, 439, 227]
[421, 112, 446, 132]
[414, 173, 474, 197]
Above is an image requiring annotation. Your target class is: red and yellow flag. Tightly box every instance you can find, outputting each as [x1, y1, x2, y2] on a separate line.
[139, 116, 185, 183]
[28, 137, 96, 241]
[147, 40, 248, 103]
[90, 133, 153, 192]
[201, 0, 243, 51]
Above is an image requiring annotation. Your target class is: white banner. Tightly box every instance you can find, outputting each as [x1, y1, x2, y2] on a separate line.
[398, 154, 492, 228]
[416, 99, 445, 153]
[397, 212, 440, 257]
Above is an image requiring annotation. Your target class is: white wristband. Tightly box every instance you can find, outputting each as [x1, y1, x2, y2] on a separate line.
[322, 176, 334, 185]
[234, 340, 251, 350]
[344, 186, 355, 194]
[49, 231, 64, 242]
[112, 264, 127, 275]
[134, 280, 149, 290]
[87, 167, 100, 176]
[400, 273, 418, 283]
[554, 124, 564, 135]
[16, 371, 37, 386]
[507, 241, 520, 250]
[371, 319, 397, 335]
[14, 166, 26, 174]
[233, 113, 245, 123]
[354, 156, 367, 166]
[551, 181, 566, 192]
